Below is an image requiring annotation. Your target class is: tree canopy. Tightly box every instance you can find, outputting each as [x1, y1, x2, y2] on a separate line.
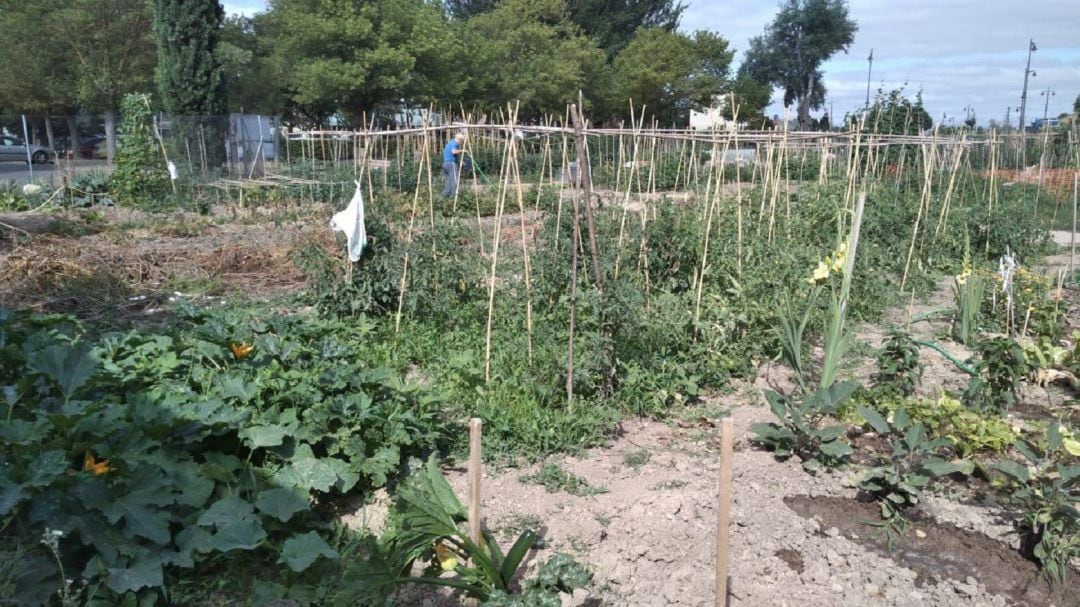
[612, 28, 733, 125]
[155, 0, 227, 116]
[741, 0, 857, 128]
[461, 0, 608, 120]
[567, 0, 685, 58]
[0, 0, 740, 129]
[262, 0, 461, 123]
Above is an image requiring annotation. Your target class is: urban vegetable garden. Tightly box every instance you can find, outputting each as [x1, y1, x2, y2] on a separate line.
[1, 106, 1078, 606]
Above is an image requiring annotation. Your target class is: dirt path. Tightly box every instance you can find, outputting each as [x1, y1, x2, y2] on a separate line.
[348, 361, 1074, 606]
[354, 384, 1069, 606]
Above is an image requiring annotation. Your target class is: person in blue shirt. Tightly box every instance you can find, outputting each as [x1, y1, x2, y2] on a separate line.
[442, 132, 466, 197]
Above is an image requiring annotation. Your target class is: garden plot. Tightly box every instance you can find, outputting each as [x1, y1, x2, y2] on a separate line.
[355, 366, 1077, 607]
[2, 121, 1077, 606]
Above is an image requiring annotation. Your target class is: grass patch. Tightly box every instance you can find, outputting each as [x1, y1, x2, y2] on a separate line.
[622, 449, 651, 469]
[519, 463, 608, 496]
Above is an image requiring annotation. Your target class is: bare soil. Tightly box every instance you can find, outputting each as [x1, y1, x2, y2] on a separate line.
[785, 495, 1077, 607]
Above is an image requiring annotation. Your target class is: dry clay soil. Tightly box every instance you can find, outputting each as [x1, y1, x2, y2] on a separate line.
[347, 243, 1080, 607]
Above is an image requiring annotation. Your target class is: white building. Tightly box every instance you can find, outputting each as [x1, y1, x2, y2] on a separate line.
[689, 97, 738, 131]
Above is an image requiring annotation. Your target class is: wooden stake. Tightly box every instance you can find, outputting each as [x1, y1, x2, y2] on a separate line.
[570, 100, 603, 291]
[466, 418, 483, 607]
[1071, 174, 1078, 282]
[714, 417, 734, 607]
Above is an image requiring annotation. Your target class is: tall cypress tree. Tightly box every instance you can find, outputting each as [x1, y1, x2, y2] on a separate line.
[155, 0, 226, 116]
[155, 0, 227, 172]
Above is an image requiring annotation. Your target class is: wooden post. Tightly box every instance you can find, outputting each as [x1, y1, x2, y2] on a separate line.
[467, 418, 483, 607]
[715, 417, 734, 607]
[569, 101, 603, 292]
[1071, 174, 1078, 282]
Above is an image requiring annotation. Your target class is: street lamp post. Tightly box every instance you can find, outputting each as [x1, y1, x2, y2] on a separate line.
[1041, 87, 1056, 123]
[1018, 39, 1037, 131]
[864, 49, 873, 111]
[1018, 39, 1036, 166]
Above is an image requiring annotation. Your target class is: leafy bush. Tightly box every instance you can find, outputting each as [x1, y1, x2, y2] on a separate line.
[851, 391, 1016, 456]
[873, 328, 923, 397]
[0, 182, 51, 212]
[963, 337, 1027, 413]
[67, 172, 113, 208]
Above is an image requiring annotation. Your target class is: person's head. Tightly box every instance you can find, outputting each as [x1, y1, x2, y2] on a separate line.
[455, 133, 465, 144]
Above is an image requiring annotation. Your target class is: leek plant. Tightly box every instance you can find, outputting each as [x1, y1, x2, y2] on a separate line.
[952, 266, 985, 346]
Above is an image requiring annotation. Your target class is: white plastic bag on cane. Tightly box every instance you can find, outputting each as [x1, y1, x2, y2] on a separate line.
[330, 181, 368, 262]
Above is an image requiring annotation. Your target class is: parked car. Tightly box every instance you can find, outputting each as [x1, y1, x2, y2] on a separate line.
[0, 136, 53, 163]
[78, 135, 106, 159]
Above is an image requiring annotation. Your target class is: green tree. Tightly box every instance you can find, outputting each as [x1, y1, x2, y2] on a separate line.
[51, 0, 158, 163]
[155, 0, 227, 116]
[741, 0, 857, 129]
[860, 87, 933, 135]
[462, 0, 608, 119]
[724, 73, 772, 128]
[263, 0, 460, 124]
[611, 28, 733, 125]
[219, 15, 283, 114]
[155, 0, 227, 172]
[0, 2, 79, 150]
[567, 0, 685, 58]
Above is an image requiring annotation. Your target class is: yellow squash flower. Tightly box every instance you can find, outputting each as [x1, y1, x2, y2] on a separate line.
[433, 542, 458, 572]
[83, 451, 111, 476]
[231, 342, 255, 359]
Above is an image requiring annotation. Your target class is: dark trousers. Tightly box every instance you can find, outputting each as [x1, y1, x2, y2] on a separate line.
[442, 161, 459, 197]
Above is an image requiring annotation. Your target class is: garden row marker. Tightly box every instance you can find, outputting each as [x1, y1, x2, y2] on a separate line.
[467, 418, 483, 607]
[714, 417, 734, 607]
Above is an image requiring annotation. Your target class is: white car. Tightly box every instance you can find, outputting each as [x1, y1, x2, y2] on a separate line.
[0, 136, 53, 164]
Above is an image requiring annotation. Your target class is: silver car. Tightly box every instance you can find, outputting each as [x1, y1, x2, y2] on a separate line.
[0, 135, 53, 164]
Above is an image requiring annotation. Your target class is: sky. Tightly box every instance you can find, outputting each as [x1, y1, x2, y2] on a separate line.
[223, 0, 1080, 127]
[683, 0, 1080, 126]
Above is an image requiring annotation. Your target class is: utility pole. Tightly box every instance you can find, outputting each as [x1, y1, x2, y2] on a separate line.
[864, 48, 874, 111]
[1004, 107, 1011, 130]
[1041, 87, 1056, 123]
[1018, 39, 1037, 166]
